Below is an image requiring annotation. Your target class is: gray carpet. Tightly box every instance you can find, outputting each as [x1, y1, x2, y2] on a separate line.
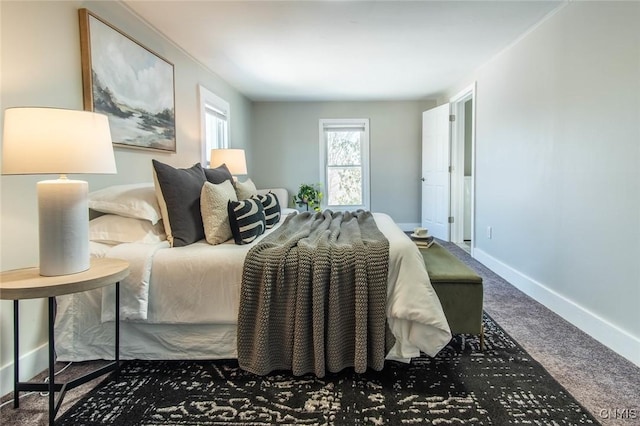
[438, 241, 640, 426]
[1, 241, 639, 425]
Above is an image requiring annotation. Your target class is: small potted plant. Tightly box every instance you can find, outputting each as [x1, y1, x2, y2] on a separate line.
[293, 183, 323, 211]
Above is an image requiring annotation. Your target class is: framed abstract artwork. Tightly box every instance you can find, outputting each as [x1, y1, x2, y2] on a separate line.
[79, 9, 176, 152]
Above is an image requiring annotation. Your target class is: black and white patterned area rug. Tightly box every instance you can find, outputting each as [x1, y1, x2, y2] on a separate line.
[58, 314, 598, 425]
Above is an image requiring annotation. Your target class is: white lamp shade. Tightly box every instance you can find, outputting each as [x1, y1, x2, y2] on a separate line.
[2, 107, 116, 175]
[210, 148, 247, 175]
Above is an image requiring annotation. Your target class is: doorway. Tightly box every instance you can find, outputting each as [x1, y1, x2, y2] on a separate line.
[449, 85, 476, 254]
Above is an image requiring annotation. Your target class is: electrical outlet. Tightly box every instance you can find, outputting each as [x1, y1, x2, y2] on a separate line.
[487, 226, 492, 239]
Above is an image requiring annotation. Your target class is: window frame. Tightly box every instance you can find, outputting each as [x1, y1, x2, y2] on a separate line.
[319, 118, 370, 211]
[199, 85, 230, 166]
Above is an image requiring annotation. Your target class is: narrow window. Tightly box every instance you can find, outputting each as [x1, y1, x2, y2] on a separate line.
[319, 118, 370, 210]
[199, 85, 229, 165]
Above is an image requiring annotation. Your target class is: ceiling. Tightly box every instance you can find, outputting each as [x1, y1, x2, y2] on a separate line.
[123, 1, 564, 102]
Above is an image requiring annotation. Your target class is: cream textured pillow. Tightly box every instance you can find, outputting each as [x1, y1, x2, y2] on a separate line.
[201, 180, 238, 245]
[235, 178, 258, 200]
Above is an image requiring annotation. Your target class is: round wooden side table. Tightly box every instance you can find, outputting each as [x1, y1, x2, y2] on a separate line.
[0, 257, 129, 425]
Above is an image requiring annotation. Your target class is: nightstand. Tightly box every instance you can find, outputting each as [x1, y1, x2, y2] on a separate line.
[0, 257, 129, 426]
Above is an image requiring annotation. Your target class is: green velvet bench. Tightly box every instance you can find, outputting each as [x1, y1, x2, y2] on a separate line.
[419, 243, 484, 348]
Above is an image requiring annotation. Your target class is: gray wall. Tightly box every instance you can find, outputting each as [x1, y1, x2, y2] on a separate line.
[0, 0, 251, 390]
[449, 1, 640, 364]
[251, 101, 435, 225]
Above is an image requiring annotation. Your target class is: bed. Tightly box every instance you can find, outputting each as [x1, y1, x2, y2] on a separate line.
[54, 179, 451, 372]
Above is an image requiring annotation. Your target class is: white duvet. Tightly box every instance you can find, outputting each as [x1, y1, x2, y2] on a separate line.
[55, 212, 451, 361]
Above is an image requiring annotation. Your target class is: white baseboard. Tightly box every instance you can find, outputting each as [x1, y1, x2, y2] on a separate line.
[474, 248, 640, 368]
[0, 342, 48, 398]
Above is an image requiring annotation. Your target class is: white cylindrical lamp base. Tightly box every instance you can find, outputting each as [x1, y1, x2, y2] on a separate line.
[37, 179, 89, 276]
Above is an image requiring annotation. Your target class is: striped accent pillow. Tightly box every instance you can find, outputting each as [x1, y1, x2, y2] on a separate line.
[228, 199, 266, 245]
[254, 192, 281, 228]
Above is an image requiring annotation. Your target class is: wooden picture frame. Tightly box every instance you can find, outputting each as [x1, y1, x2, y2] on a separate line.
[79, 9, 176, 152]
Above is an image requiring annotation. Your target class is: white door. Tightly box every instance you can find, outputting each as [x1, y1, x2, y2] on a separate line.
[421, 104, 451, 241]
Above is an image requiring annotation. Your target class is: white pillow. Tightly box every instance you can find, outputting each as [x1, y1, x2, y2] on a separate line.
[89, 183, 162, 224]
[89, 241, 115, 258]
[201, 180, 237, 245]
[89, 214, 166, 244]
[235, 178, 258, 200]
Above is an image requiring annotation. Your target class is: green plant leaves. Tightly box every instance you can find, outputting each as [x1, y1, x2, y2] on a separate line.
[293, 183, 323, 211]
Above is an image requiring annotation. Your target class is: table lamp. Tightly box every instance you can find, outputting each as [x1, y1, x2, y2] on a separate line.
[210, 148, 247, 179]
[2, 107, 117, 276]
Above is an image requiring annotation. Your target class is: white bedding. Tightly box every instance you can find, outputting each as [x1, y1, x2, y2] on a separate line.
[101, 241, 168, 322]
[55, 211, 451, 362]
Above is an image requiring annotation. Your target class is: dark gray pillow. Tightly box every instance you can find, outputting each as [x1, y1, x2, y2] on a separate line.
[254, 192, 281, 228]
[204, 163, 233, 185]
[152, 160, 206, 247]
[228, 199, 265, 245]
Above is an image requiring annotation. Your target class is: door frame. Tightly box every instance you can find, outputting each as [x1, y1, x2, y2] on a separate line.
[449, 83, 476, 254]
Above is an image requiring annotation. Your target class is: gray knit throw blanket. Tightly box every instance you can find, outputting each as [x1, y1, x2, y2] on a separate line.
[238, 210, 391, 377]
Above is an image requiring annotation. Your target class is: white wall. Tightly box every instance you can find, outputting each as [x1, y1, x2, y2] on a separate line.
[251, 101, 435, 226]
[450, 1, 640, 365]
[0, 0, 251, 395]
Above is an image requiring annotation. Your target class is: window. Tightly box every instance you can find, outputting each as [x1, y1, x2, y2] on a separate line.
[199, 85, 229, 165]
[319, 118, 370, 210]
